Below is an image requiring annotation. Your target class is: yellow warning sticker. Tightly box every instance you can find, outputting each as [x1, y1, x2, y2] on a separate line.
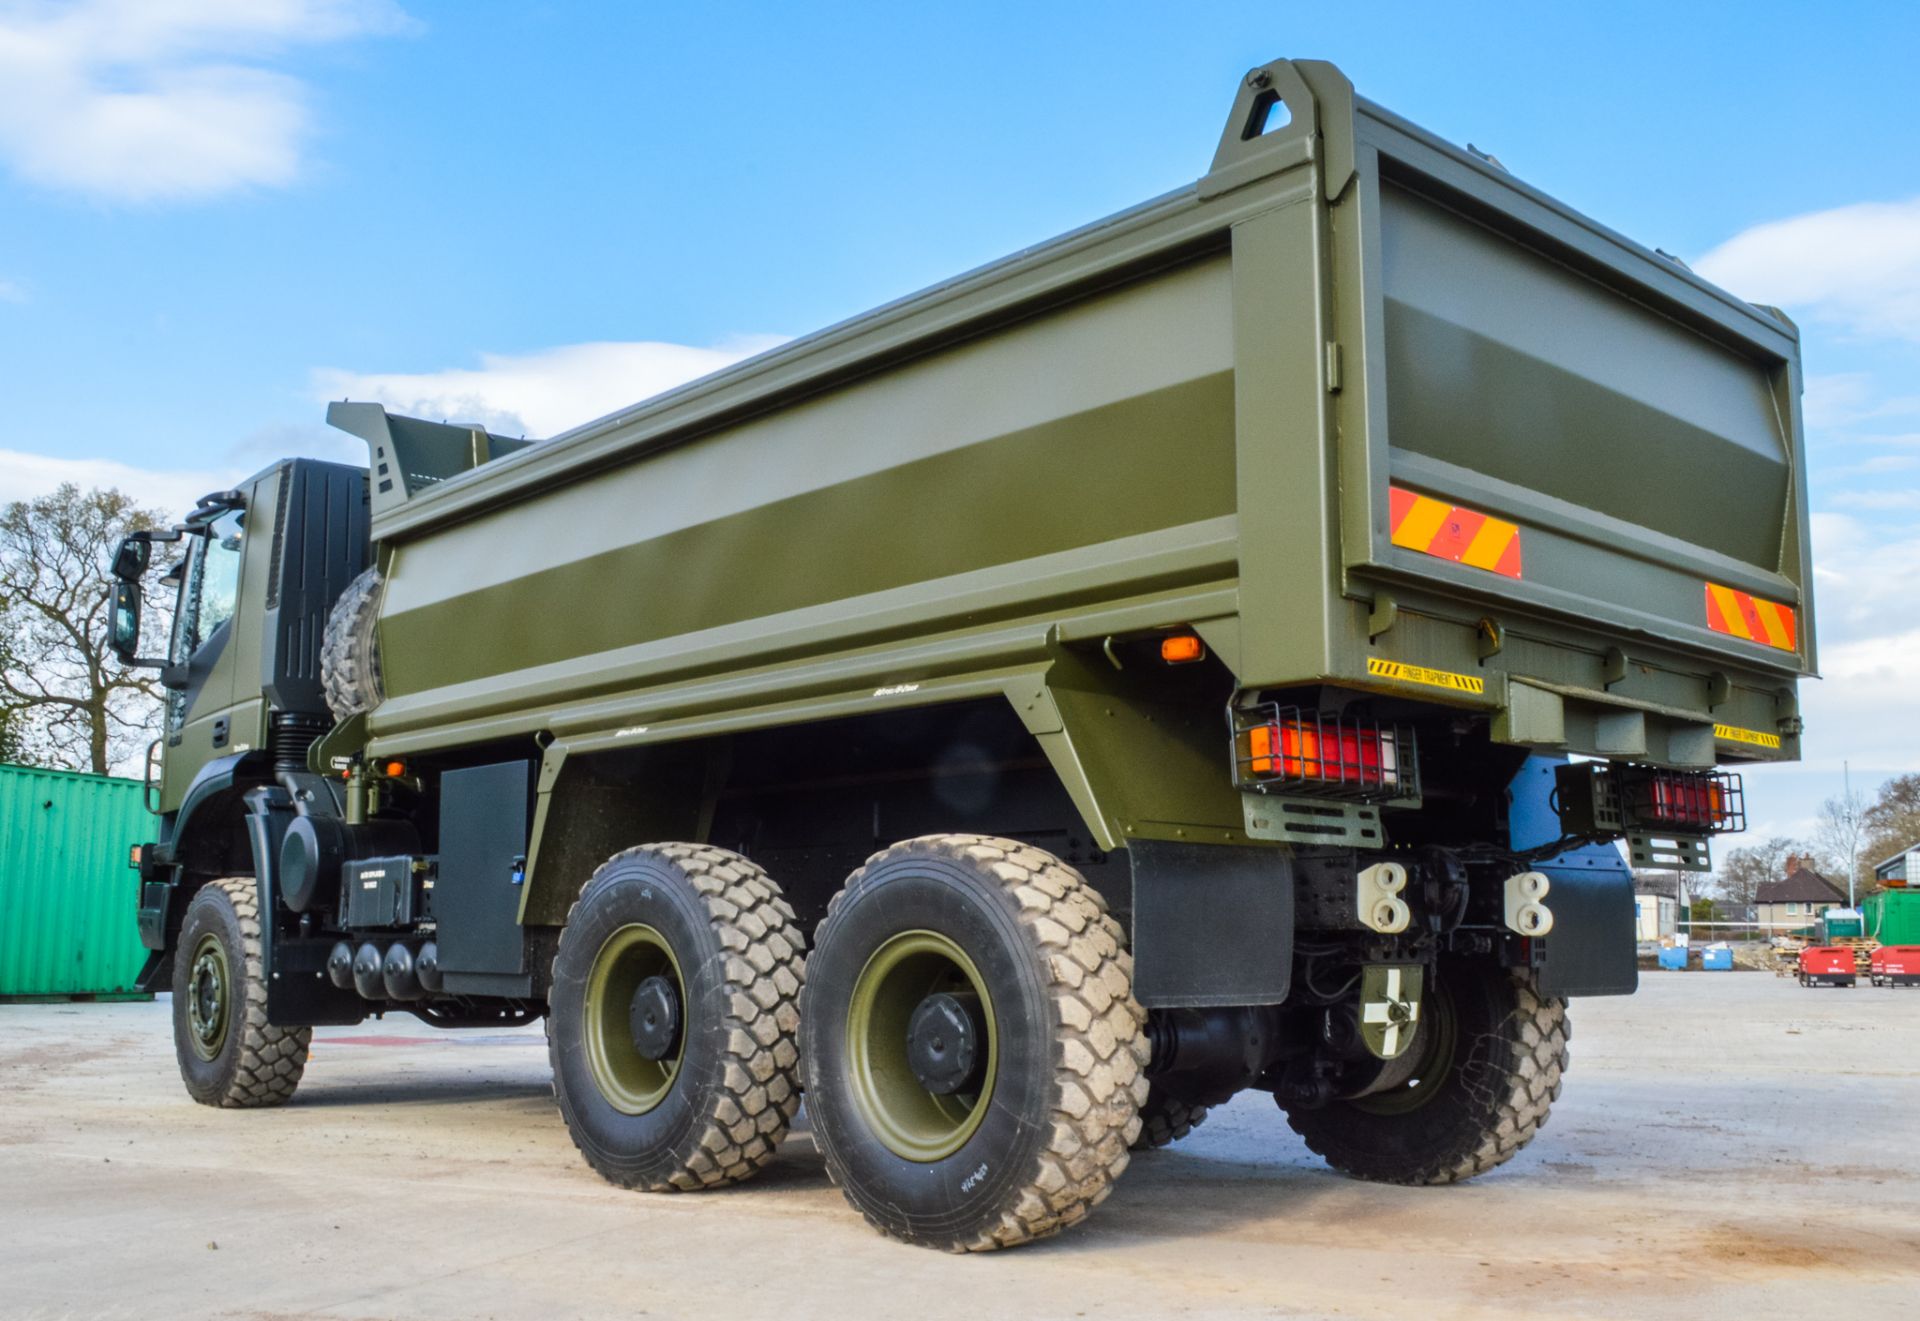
[1366, 657, 1486, 694]
[1715, 723, 1782, 750]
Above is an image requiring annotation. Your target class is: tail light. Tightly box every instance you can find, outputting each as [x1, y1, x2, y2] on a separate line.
[1232, 705, 1417, 803]
[1627, 770, 1743, 833]
[1555, 763, 1746, 846]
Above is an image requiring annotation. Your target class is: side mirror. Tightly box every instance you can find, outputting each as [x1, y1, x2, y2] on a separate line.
[106, 580, 167, 672]
[111, 534, 151, 582]
[109, 579, 143, 661]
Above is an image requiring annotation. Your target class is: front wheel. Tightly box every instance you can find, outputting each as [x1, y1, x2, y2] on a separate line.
[803, 835, 1148, 1251]
[1282, 960, 1567, 1185]
[172, 877, 311, 1107]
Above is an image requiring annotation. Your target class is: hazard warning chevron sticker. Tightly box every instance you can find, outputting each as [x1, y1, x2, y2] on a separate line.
[1704, 582, 1797, 652]
[1388, 486, 1523, 579]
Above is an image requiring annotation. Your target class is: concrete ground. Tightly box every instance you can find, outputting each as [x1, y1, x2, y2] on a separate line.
[2, 973, 1916, 1321]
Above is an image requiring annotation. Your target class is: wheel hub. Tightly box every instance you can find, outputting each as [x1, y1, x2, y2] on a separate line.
[846, 929, 999, 1162]
[629, 974, 682, 1062]
[905, 991, 985, 1095]
[583, 923, 685, 1115]
[186, 934, 231, 1061]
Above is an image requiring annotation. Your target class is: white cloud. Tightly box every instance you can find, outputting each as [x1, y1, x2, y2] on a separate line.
[1695, 196, 1920, 341]
[313, 336, 789, 439]
[1775, 509, 1920, 778]
[0, 277, 24, 303]
[1828, 452, 1920, 479]
[0, 447, 242, 516]
[1795, 626, 1920, 775]
[0, 0, 415, 202]
[1827, 487, 1920, 512]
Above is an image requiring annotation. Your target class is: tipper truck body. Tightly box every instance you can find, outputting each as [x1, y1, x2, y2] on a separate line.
[108, 59, 1813, 1250]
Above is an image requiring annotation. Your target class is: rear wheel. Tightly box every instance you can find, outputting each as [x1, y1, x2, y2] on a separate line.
[1282, 960, 1567, 1185]
[547, 844, 805, 1191]
[171, 877, 310, 1107]
[803, 835, 1148, 1251]
[1131, 1084, 1212, 1151]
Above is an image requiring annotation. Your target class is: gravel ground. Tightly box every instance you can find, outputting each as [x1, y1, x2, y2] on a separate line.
[2, 972, 1916, 1320]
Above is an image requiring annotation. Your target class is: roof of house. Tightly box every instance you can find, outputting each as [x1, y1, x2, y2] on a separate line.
[1755, 867, 1846, 905]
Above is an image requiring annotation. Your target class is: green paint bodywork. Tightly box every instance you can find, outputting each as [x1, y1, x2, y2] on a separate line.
[305, 59, 1810, 911]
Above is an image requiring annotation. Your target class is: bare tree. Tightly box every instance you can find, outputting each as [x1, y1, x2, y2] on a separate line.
[0, 484, 172, 774]
[1714, 837, 1799, 913]
[0, 629, 20, 763]
[1815, 786, 1869, 906]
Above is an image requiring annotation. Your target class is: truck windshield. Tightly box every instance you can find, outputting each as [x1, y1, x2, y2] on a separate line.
[169, 507, 245, 664]
[198, 509, 244, 640]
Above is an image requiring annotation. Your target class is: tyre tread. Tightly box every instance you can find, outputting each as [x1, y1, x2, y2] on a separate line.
[195, 877, 311, 1109]
[549, 844, 805, 1192]
[1286, 967, 1567, 1185]
[1131, 1087, 1210, 1151]
[320, 566, 384, 720]
[813, 833, 1148, 1251]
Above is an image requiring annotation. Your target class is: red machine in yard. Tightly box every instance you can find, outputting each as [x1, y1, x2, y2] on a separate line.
[1798, 947, 1856, 988]
[1869, 946, 1920, 988]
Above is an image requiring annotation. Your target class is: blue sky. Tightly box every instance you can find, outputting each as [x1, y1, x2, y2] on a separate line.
[1, 1, 1916, 851]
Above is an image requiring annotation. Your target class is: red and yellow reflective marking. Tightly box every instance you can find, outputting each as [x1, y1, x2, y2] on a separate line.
[1389, 486, 1523, 579]
[1704, 582, 1797, 652]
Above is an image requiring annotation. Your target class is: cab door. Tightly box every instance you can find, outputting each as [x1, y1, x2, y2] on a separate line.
[158, 505, 248, 813]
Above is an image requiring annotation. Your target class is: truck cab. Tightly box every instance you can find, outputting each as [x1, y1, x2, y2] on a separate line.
[112, 461, 367, 965]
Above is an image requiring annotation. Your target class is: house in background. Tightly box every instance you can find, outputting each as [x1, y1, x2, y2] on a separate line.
[1754, 856, 1846, 934]
[1634, 892, 1678, 942]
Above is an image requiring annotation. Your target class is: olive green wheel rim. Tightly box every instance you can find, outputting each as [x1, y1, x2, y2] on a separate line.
[186, 931, 231, 1062]
[846, 929, 998, 1162]
[1350, 977, 1458, 1117]
[583, 924, 686, 1115]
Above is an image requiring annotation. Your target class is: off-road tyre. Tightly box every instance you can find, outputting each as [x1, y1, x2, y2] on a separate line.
[803, 834, 1149, 1252]
[320, 566, 384, 719]
[548, 844, 805, 1192]
[1131, 1085, 1211, 1151]
[1283, 961, 1567, 1185]
[172, 877, 311, 1108]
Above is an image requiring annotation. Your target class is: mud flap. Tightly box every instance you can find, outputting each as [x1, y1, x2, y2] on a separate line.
[1533, 858, 1637, 997]
[1128, 840, 1293, 1008]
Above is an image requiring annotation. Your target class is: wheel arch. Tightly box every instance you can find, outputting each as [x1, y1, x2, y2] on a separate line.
[518, 681, 1159, 934]
[163, 750, 272, 879]
[139, 751, 274, 990]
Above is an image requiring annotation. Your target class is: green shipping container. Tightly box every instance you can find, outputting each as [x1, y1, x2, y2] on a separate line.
[0, 763, 153, 999]
[1864, 888, 1920, 945]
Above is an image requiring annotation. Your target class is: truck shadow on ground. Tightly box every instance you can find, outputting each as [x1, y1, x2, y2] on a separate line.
[290, 1077, 555, 1108]
[248, 1064, 1920, 1285]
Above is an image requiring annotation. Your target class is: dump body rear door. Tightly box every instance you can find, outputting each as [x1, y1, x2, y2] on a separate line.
[1341, 103, 1812, 681]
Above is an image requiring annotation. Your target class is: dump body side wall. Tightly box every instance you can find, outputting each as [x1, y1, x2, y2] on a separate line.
[376, 259, 1238, 728]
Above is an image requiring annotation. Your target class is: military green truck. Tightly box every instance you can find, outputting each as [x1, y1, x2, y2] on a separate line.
[107, 59, 1812, 1251]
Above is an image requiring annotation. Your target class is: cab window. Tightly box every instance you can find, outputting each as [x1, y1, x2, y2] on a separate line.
[168, 507, 246, 664]
[198, 509, 244, 641]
